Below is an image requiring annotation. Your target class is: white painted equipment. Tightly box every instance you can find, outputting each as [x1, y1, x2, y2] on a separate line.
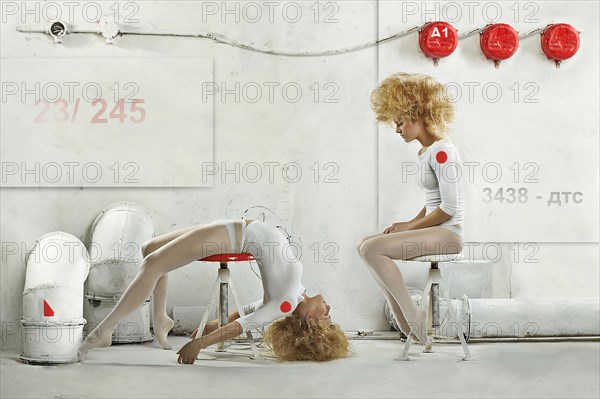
[85, 201, 158, 343]
[85, 295, 153, 343]
[20, 231, 90, 364]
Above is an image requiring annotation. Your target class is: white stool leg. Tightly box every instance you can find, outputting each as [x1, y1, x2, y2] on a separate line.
[197, 275, 220, 349]
[419, 271, 435, 353]
[216, 265, 230, 352]
[396, 271, 434, 361]
[228, 278, 260, 359]
[437, 274, 472, 360]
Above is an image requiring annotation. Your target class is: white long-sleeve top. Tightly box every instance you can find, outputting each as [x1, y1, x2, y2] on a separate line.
[415, 136, 465, 238]
[235, 220, 306, 333]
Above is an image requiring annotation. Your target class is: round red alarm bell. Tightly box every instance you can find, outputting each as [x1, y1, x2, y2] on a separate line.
[541, 23, 580, 67]
[480, 23, 519, 68]
[418, 21, 459, 66]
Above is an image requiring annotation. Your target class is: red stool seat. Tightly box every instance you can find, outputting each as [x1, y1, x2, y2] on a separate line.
[200, 253, 255, 262]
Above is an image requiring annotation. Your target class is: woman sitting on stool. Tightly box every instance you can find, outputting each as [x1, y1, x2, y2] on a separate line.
[357, 72, 465, 349]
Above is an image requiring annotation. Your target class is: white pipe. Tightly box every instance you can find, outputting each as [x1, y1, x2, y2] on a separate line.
[23, 231, 89, 322]
[18, 21, 424, 53]
[470, 298, 600, 338]
[85, 201, 158, 343]
[21, 231, 90, 364]
[87, 201, 157, 296]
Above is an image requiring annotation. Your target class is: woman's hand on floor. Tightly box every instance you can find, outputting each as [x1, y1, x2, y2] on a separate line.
[176, 340, 203, 364]
[384, 222, 413, 234]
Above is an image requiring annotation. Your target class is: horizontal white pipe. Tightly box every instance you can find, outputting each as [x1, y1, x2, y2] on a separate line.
[470, 298, 600, 338]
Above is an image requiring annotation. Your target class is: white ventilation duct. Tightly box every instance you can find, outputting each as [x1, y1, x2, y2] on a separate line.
[85, 202, 157, 343]
[85, 296, 152, 343]
[21, 231, 90, 364]
[385, 295, 600, 340]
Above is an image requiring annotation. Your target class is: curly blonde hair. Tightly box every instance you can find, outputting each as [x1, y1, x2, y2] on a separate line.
[263, 315, 350, 362]
[370, 72, 455, 139]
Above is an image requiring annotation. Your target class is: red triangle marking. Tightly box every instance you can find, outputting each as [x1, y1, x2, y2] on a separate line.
[43, 299, 55, 317]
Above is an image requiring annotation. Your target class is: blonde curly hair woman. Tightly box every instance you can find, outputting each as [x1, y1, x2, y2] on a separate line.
[370, 72, 454, 138]
[263, 309, 349, 362]
[78, 217, 349, 363]
[357, 72, 465, 351]
[192, 295, 350, 362]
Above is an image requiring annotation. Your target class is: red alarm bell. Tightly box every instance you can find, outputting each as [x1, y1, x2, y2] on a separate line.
[480, 23, 519, 68]
[540, 23, 580, 68]
[418, 21, 459, 66]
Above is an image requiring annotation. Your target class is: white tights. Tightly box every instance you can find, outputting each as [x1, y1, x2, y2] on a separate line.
[78, 222, 236, 361]
[357, 226, 463, 344]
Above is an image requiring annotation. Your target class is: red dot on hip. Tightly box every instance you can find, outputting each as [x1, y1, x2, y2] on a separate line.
[436, 151, 448, 163]
[280, 301, 292, 313]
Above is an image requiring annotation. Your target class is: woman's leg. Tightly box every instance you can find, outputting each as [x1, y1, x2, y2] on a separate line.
[357, 233, 411, 335]
[78, 222, 231, 360]
[150, 274, 174, 349]
[141, 226, 198, 349]
[366, 265, 413, 336]
[357, 226, 463, 344]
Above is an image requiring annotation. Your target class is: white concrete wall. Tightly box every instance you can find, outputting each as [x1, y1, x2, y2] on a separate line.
[377, 0, 599, 306]
[1, 1, 598, 349]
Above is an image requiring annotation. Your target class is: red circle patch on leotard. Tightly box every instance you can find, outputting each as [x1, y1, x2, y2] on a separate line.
[280, 301, 292, 313]
[436, 151, 448, 163]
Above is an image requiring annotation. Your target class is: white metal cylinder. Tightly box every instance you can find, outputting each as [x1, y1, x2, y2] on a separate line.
[21, 231, 90, 364]
[20, 320, 85, 364]
[470, 298, 600, 338]
[23, 284, 83, 322]
[84, 294, 153, 343]
[87, 202, 157, 296]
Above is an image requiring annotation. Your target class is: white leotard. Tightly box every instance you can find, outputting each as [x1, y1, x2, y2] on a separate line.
[415, 136, 465, 239]
[217, 219, 306, 333]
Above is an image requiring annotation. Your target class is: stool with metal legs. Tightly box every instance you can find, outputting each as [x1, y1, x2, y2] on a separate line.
[196, 253, 260, 359]
[397, 252, 472, 361]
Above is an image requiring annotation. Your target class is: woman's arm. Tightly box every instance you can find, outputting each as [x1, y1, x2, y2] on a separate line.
[181, 295, 290, 360]
[194, 320, 244, 350]
[410, 206, 426, 222]
[177, 319, 245, 363]
[385, 205, 427, 233]
[177, 297, 278, 356]
[199, 311, 241, 336]
[410, 142, 460, 230]
[178, 300, 263, 364]
[199, 297, 265, 336]
[408, 206, 451, 230]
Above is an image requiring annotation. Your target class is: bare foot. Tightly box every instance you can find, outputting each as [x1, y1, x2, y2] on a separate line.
[153, 316, 175, 350]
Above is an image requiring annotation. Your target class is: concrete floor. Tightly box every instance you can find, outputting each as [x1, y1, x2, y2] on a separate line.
[1, 334, 599, 398]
